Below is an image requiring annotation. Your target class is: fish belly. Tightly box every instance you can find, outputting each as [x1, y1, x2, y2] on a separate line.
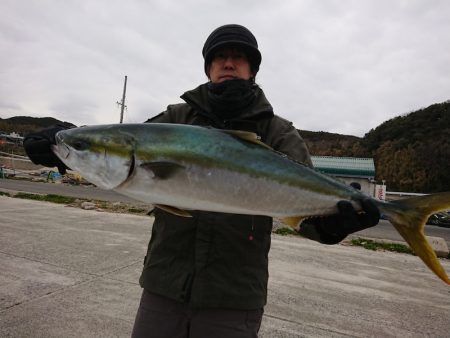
[114, 165, 340, 217]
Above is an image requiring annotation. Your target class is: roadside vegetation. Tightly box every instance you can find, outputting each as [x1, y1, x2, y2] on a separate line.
[352, 237, 450, 260]
[274, 227, 450, 259]
[2, 191, 150, 215]
[274, 227, 298, 236]
[14, 192, 77, 204]
[350, 237, 413, 254]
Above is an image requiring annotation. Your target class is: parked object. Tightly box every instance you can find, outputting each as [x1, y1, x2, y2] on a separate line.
[427, 212, 450, 228]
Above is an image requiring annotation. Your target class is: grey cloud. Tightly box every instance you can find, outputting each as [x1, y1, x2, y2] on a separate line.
[1, 0, 449, 136]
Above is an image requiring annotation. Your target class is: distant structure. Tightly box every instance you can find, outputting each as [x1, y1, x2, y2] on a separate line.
[311, 156, 381, 197]
[116, 75, 128, 123]
[0, 131, 23, 145]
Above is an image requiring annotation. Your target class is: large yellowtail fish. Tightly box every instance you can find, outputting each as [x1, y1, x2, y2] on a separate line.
[52, 123, 450, 285]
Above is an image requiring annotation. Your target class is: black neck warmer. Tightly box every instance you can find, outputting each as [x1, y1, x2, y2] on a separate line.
[207, 79, 257, 120]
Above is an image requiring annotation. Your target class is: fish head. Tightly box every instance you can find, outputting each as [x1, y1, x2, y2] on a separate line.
[52, 125, 135, 189]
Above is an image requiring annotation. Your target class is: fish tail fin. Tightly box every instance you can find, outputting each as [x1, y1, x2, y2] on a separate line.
[380, 192, 450, 285]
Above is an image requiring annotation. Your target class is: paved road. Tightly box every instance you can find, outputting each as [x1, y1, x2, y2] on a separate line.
[1, 196, 449, 337]
[2, 178, 450, 247]
[357, 218, 450, 248]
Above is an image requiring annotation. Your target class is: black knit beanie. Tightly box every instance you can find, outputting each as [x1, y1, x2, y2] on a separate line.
[202, 24, 262, 76]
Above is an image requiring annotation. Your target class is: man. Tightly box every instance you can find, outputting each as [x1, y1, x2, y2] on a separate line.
[24, 24, 379, 338]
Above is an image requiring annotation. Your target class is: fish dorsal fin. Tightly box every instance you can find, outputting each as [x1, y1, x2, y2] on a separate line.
[155, 204, 192, 217]
[281, 216, 307, 229]
[140, 161, 185, 179]
[221, 130, 272, 149]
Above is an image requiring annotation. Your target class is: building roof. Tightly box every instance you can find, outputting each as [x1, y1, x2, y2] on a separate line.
[311, 156, 375, 178]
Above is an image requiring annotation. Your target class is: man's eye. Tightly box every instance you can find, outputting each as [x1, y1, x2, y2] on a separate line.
[233, 53, 246, 60]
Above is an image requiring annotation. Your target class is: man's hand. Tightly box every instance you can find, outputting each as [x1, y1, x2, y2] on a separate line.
[298, 199, 380, 244]
[23, 124, 73, 174]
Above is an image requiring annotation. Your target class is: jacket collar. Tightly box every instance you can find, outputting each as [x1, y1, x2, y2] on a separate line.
[180, 82, 274, 123]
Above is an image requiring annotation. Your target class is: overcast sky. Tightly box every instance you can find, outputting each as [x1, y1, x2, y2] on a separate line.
[1, 0, 449, 136]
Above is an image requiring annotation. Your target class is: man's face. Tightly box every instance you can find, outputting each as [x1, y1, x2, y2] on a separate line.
[208, 46, 254, 83]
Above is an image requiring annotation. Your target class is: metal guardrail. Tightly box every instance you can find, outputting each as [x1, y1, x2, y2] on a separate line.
[386, 191, 427, 197]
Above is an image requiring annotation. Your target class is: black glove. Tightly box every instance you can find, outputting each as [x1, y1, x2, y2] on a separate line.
[299, 199, 380, 245]
[23, 123, 73, 174]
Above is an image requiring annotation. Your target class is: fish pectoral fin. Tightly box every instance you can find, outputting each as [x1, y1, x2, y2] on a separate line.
[140, 161, 185, 179]
[281, 216, 307, 229]
[154, 204, 192, 217]
[221, 130, 272, 149]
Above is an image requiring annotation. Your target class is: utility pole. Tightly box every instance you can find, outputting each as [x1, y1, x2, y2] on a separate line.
[116, 75, 128, 123]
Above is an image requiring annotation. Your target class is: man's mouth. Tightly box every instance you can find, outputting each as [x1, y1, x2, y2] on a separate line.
[219, 75, 236, 80]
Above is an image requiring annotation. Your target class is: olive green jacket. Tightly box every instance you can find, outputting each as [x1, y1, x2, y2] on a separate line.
[139, 83, 312, 309]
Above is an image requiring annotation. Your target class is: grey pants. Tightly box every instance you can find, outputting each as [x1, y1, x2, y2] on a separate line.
[131, 290, 264, 338]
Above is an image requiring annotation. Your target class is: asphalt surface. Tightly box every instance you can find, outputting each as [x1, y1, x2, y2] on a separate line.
[1, 193, 450, 337]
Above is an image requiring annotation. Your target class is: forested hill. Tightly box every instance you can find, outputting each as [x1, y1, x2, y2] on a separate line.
[300, 130, 369, 158]
[300, 100, 450, 193]
[362, 101, 450, 152]
[362, 101, 450, 193]
[2, 100, 449, 193]
[0, 116, 75, 135]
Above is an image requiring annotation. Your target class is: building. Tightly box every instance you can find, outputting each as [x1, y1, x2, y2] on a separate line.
[0, 131, 24, 146]
[311, 156, 379, 197]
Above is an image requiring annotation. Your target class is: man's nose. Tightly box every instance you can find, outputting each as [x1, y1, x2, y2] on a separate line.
[223, 56, 235, 68]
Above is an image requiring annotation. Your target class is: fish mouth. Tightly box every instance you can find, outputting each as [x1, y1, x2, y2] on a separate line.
[53, 131, 71, 159]
[54, 143, 71, 160]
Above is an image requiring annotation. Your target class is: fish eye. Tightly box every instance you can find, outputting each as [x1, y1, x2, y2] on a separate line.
[72, 139, 90, 151]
